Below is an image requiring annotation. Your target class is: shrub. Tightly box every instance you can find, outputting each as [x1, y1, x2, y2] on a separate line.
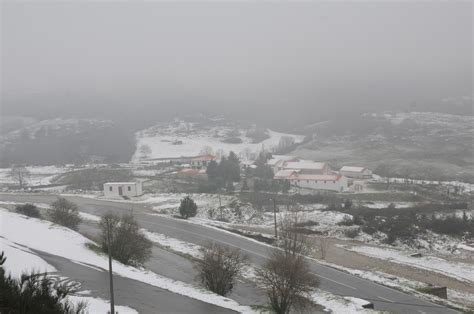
[179, 196, 198, 219]
[337, 215, 354, 226]
[294, 220, 319, 228]
[15, 203, 41, 218]
[344, 228, 360, 239]
[0, 252, 87, 314]
[100, 213, 152, 266]
[48, 198, 82, 230]
[195, 243, 246, 296]
[343, 199, 353, 209]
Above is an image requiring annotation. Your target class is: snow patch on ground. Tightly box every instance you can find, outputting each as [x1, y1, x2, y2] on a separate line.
[78, 212, 101, 222]
[67, 296, 138, 314]
[0, 238, 56, 277]
[143, 230, 203, 258]
[311, 289, 374, 313]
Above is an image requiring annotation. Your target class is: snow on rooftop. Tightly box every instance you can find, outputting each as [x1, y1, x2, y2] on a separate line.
[103, 182, 139, 185]
[283, 161, 327, 170]
[291, 174, 342, 181]
[340, 166, 367, 173]
[274, 170, 296, 179]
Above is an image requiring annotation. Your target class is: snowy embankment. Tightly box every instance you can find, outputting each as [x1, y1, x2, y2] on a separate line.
[339, 244, 474, 284]
[0, 238, 137, 313]
[0, 209, 256, 314]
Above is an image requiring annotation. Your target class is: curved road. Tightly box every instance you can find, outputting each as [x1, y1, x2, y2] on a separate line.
[0, 193, 459, 314]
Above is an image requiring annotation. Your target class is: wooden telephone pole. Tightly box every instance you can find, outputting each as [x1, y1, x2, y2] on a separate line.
[106, 220, 115, 314]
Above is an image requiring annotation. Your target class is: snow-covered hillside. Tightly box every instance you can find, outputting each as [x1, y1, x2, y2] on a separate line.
[132, 119, 304, 162]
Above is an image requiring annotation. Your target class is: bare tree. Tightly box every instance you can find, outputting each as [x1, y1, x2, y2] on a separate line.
[318, 237, 329, 260]
[256, 249, 318, 314]
[195, 242, 246, 296]
[10, 165, 29, 189]
[257, 213, 319, 314]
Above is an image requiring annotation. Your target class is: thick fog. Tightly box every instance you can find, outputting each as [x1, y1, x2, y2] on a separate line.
[1, 1, 472, 127]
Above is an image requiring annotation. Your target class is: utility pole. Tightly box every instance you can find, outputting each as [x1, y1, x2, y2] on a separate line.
[218, 193, 222, 220]
[106, 220, 115, 314]
[272, 197, 278, 238]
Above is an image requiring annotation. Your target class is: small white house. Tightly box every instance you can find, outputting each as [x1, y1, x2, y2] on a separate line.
[104, 182, 143, 198]
[339, 166, 372, 179]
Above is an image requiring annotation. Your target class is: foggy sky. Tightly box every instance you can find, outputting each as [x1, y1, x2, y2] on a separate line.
[1, 1, 472, 126]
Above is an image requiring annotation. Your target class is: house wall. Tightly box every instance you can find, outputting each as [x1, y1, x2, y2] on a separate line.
[104, 183, 143, 198]
[291, 176, 348, 192]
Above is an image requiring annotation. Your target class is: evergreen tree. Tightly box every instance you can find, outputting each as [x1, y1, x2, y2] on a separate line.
[179, 195, 198, 219]
[241, 179, 249, 191]
[227, 151, 241, 182]
[0, 252, 87, 313]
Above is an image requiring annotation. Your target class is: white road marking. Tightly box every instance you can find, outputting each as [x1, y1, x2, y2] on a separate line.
[316, 274, 357, 290]
[378, 296, 394, 303]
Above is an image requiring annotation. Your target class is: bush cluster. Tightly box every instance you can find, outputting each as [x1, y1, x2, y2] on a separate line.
[15, 203, 41, 218]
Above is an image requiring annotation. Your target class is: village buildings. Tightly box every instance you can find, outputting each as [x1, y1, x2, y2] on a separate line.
[270, 155, 371, 193]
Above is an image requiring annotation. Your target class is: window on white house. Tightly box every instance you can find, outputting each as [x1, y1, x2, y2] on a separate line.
[128, 186, 131, 191]
[109, 186, 112, 191]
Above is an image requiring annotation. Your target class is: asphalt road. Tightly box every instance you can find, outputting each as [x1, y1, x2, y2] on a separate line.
[35, 250, 236, 314]
[0, 193, 459, 314]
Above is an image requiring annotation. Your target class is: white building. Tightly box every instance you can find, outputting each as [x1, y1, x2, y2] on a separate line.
[274, 170, 348, 192]
[291, 174, 348, 192]
[104, 182, 143, 198]
[339, 166, 372, 179]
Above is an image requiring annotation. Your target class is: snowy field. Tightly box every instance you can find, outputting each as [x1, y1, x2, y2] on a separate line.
[0, 166, 74, 187]
[0, 208, 256, 314]
[132, 121, 304, 162]
[372, 175, 474, 194]
[339, 244, 474, 284]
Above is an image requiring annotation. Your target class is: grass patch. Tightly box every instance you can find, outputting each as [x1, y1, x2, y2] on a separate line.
[85, 242, 104, 255]
[218, 227, 275, 245]
[250, 304, 275, 313]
